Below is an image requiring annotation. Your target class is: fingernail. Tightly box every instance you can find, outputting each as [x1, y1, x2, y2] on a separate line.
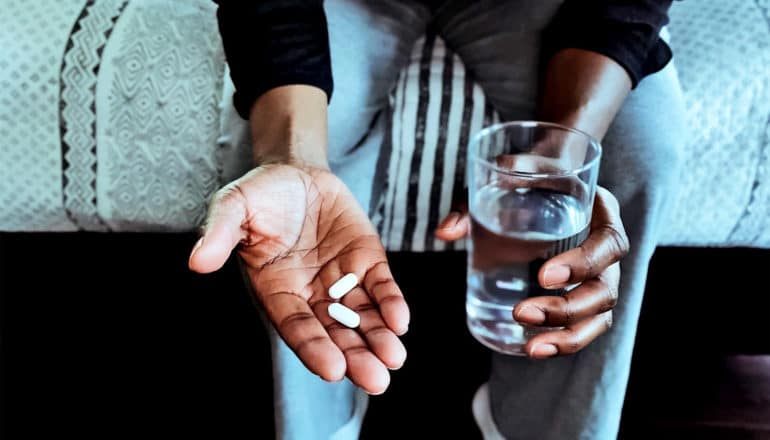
[191, 237, 204, 255]
[530, 343, 558, 358]
[515, 304, 545, 324]
[543, 265, 570, 288]
[439, 212, 461, 229]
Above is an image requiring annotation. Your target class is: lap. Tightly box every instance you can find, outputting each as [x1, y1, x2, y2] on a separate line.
[435, 0, 564, 120]
[325, 0, 430, 162]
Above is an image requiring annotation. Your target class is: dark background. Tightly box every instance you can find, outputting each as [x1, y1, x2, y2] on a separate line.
[1, 233, 768, 438]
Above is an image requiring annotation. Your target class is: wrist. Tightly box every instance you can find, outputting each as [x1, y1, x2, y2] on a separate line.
[252, 129, 330, 170]
[249, 85, 330, 170]
[538, 49, 631, 140]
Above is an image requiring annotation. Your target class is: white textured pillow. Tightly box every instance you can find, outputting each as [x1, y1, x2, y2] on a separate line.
[661, 0, 770, 247]
[0, 0, 227, 231]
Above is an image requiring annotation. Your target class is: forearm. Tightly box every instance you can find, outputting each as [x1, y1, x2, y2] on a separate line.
[539, 0, 675, 140]
[538, 48, 632, 141]
[215, 1, 332, 168]
[249, 85, 329, 170]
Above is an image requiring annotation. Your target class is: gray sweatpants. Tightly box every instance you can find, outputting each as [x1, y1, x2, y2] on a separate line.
[267, 1, 687, 439]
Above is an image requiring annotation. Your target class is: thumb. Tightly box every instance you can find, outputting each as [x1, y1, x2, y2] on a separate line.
[188, 193, 247, 273]
[435, 211, 470, 241]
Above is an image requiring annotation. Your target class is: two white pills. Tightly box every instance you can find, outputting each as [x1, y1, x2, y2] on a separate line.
[327, 273, 360, 328]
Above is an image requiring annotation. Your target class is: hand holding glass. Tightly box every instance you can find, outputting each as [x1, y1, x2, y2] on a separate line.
[466, 121, 601, 355]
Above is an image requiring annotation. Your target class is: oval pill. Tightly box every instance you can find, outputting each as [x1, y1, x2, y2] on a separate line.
[329, 273, 359, 299]
[328, 303, 360, 328]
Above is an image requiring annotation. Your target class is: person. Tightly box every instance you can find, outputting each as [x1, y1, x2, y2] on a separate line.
[189, 1, 685, 438]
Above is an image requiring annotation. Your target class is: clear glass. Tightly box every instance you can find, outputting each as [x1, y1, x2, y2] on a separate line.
[466, 121, 602, 355]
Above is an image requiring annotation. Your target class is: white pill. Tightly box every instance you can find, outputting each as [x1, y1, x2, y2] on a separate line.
[328, 303, 360, 328]
[329, 273, 359, 299]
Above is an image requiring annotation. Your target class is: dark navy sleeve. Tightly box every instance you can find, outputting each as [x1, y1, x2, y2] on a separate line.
[543, 0, 675, 87]
[214, 1, 333, 119]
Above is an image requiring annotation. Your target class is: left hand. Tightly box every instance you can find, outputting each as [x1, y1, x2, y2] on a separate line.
[188, 164, 409, 394]
[435, 186, 629, 359]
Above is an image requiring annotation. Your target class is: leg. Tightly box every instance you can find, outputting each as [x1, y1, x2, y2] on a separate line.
[266, 2, 430, 439]
[437, 3, 687, 438]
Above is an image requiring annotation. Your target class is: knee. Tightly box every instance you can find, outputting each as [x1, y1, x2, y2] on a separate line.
[599, 122, 687, 209]
[600, 77, 688, 202]
[646, 131, 685, 192]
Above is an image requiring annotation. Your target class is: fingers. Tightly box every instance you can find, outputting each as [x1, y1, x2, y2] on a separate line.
[313, 257, 409, 394]
[318, 261, 407, 368]
[524, 311, 613, 359]
[313, 282, 406, 369]
[188, 188, 248, 274]
[495, 153, 564, 174]
[261, 289, 346, 382]
[342, 288, 407, 370]
[331, 243, 411, 336]
[435, 212, 470, 241]
[514, 263, 620, 327]
[324, 323, 391, 395]
[508, 186, 624, 357]
[310, 293, 392, 394]
[363, 261, 410, 335]
[539, 187, 629, 288]
[308, 287, 394, 394]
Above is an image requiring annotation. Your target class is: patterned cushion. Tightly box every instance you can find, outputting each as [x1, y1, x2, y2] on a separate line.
[660, 0, 770, 246]
[0, 0, 226, 231]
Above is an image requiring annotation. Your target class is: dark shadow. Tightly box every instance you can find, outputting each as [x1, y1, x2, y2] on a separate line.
[620, 247, 770, 439]
[1, 233, 275, 438]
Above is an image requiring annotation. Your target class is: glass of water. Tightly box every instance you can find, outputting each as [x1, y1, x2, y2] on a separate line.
[466, 121, 601, 355]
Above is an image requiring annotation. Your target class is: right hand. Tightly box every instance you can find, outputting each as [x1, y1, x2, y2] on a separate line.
[436, 186, 627, 358]
[188, 164, 409, 395]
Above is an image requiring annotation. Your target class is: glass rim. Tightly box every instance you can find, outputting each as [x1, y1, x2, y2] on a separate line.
[469, 121, 602, 178]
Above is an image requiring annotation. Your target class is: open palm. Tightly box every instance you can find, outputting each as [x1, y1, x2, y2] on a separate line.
[189, 164, 409, 394]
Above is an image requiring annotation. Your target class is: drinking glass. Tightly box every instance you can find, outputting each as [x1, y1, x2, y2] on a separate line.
[466, 121, 601, 355]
